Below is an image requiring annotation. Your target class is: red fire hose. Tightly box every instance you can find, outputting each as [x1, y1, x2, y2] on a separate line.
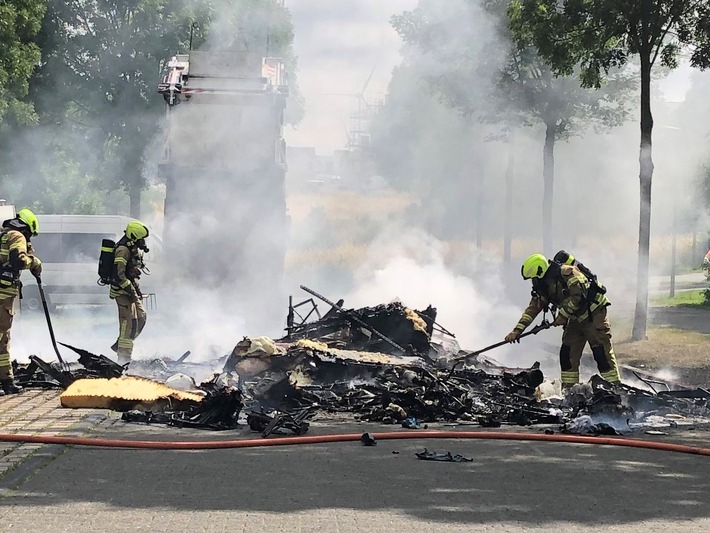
[0, 430, 708, 456]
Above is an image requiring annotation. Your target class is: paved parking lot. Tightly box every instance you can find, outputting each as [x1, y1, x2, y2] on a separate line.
[0, 393, 708, 532]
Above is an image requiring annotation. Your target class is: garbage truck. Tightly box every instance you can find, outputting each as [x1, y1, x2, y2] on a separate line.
[157, 50, 289, 303]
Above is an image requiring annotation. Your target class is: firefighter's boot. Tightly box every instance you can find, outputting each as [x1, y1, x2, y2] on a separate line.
[1, 380, 22, 395]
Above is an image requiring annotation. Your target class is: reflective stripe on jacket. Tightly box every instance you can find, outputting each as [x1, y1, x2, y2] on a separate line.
[0, 229, 36, 299]
[109, 245, 138, 299]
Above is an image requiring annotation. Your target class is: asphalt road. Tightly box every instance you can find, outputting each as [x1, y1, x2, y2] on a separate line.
[0, 418, 708, 533]
[649, 306, 710, 334]
[1, 274, 708, 532]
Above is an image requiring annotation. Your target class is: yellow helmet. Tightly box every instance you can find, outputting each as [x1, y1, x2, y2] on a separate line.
[521, 253, 549, 279]
[17, 208, 39, 236]
[125, 221, 149, 241]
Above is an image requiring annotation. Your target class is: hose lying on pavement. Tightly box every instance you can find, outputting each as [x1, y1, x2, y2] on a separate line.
[0, 431, 708, 456]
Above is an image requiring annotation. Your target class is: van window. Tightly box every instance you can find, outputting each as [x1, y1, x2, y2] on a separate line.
[31, 233, 115, 263]
[30, 234, 62, 263]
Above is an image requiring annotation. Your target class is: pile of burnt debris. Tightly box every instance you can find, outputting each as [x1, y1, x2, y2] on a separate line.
[13, 286, 710, 436]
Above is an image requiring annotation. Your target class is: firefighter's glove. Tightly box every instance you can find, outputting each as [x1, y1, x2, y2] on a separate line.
[553, 314, 568, 327]
[505, 330, 521, 344]
[30, 257, 42, 279]
[130, 292, 140, 304]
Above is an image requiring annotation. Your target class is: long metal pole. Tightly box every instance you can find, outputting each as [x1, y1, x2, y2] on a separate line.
[36, 278, 66, 367]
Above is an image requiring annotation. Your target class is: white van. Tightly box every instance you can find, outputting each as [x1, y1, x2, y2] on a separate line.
[17, 215, 162, 311]
[0, 204, 16, 222]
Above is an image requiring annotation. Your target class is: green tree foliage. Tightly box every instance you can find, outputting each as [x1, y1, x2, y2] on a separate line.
[508, 0, 710, 339]
[34, 0, 206, 217]
[0, 0, 46, 199]
[1, 0, 301, 217]
[0, 0, 46, 130]
[27, 154, 107, 214]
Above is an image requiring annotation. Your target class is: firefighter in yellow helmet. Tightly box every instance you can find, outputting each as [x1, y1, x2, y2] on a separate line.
[0, 208, 42, 394]
[110, 221, 150, 364]
[505, 252, 621, 388]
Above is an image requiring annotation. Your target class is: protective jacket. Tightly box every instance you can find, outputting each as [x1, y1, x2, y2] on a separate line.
[109, 238, 143, 301]
[515, 264, 609, 332]
[0, 222, 40, 299]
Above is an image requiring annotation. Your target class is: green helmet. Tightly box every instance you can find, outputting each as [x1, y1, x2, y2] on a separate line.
[125, 221, 149, 241]
[521, 253, 549, 279]
[17, 208, 39, 236]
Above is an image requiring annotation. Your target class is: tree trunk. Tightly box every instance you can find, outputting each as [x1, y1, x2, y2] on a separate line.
[631, 54, 654, 341]
[503, 132, 515, 263]
[129, 184, 142, 219]
[475, 167, 484, 248]
[542, 121, 556, 255]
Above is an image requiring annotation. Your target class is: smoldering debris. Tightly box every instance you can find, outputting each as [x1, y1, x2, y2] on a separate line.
[13, 347, 124, 389]
[10, 288, 710, 436]
[271, 343, 552, 425]
[280, 285, 440, 357]
[122, 377, 244, 431]
[415, 449, 473, 463]
[246, 407, 315, 437]
[229, 338, 709, 434]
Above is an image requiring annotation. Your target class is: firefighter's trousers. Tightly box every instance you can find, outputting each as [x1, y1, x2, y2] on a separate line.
[559, 305, 621, 385]
[0, 297, 15, 379]
[115, 295, 147, 362]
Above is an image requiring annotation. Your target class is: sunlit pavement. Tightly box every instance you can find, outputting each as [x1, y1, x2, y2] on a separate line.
[0, 394, 708, 533]
[2, 280, 708, 532]
[0, 391, 107, 487]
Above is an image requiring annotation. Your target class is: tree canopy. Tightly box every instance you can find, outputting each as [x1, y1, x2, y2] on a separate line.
[0, 0, 46, 130]
[383, 0, 634, 253]
[509, 0, 710, 338]
[0, 0, 301, 216]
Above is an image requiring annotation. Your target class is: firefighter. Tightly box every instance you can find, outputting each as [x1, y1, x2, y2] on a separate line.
[505, 253, 621, 388]
[0, 208, 42, 394]
[110, 221, 149, 364]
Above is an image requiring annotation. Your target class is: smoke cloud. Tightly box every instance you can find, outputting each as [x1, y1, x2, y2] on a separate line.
[8, 0, 710, 376]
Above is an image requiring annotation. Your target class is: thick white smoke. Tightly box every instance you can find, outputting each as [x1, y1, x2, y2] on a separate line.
[344, 229, 513, 346]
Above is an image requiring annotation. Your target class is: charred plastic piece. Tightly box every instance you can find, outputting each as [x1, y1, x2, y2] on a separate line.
[121, 379, 243, 430]
[14, 356, 74, 389]
[415, 449, 472, 462]
[246, 408, 314, 437]
[169, 384, 243, 430]
[361, 432, 377, 446]
[14, 344, 126, 391]
[59, 343, 125, 378]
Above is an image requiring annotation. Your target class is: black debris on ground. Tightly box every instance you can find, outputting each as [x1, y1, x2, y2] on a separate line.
[121, 376, 243, 431]
[10, 288, 710, 436]
[415, 449, 473, 463]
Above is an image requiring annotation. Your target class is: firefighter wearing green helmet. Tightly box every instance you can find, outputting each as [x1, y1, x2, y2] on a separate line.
[109, 221, 150, 364]
[0, 208, 43, 394]
[505, 252, 621, 388]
